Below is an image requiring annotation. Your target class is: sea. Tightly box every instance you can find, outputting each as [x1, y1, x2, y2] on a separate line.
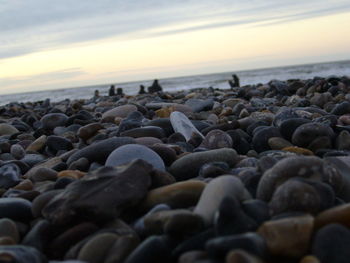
[1, 60, 350, 106]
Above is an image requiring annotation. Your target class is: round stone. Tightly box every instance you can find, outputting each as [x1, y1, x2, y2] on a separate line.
[40, 113, 68, 130]
[0, 163, 21, 188]
[292, 123, 334, 148]
[105, 144, 165, 171]
[0, 198, 32, 221]
[200, 129, 233, 149]
[102, 105, 137, 121]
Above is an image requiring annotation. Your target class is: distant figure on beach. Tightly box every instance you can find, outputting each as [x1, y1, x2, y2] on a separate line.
[228, 74, 240, 88]
[94, 90, 99, 97]
[109, 85, 115, 96]
[138, 85, 146, 94]
[117, 87, 124, 96]
[148, 79, 163, 93]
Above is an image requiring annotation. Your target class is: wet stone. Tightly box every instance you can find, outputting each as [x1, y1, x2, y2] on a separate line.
[41, 113, 69, 130]
[200, 129, 233, 149]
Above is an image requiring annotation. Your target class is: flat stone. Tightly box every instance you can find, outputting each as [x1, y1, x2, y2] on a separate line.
[42, 160, 152, 225]
[170, 148, 239, 181]
[120, 126, 166, 139]
[29, 167, 58, 182]
[104, 234, 139, 263]
[268, 137, 293, 150]
[258, 215, 314, 258]
[170, 111, 204, 141]
[194, 175, 251, 226]
[105, 144, 165, 171]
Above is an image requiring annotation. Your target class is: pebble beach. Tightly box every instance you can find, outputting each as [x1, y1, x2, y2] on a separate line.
[1, 75, 350, 263]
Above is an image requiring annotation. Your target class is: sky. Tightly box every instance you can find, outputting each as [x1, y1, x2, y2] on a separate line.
[0, 0, 350, 95]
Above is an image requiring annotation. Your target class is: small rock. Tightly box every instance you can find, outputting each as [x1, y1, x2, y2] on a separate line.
[258, 215, 314, 258]
[0, 163, 21, 188]
[0, 197, 32, 221]
[200, 129, 233, 149]
[41, 113, 69, 130]
[170, 111, 204, 141]
[10, 144, 25, 160]
[0, 218, 20, 243]
[102, 105, 137, 121]
[0, 123, 19, 136]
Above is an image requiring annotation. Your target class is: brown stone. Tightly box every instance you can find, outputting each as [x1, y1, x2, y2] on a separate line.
[13, 179, 33, 191]
[26, 135, 47, 152]
[258, 215, 314, 258]
[57, 170, 86, 179]
[299, 255, 320, 263]
[282, 146, 314, 156]
[268, 137, 293, 150]
[315, 203, 350, 229]
[141, 180, 206, 211]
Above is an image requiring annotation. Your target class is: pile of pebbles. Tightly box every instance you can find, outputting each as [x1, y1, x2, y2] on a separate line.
[0, 75, 350, 263]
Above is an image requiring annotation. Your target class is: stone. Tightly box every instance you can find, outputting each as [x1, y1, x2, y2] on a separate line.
[331, 101, 350, 115]
[0, 218, 20, 243]
[148, 145, 177, 167]
[24, 157, 62, 180]
[120, 126, 166, 139]
[77, 122, 103, 141]
[194, 175, 251, 226]
[170, 148, 239, 181]
[41, 113, 69, 130]
[226, 249, 263, 263]
[141, 180, 206, 210]
[42, 160, 152, 225]
[185, 98, 214, 112]
[0, 123, 19, 136]
[26, 135, 47, 152]
[0, 245, 44, 263]
[312, 224, 350, 263]
[268, 137, 293, 150]
[0, 236, 16, 245]
[50, 222, 99, 259]
[282, 146, 314, 155]
[105, 144, 165, 171]
[292, 123, 335, 148]
[170, 111, 204, 141]
[67, 137, 135, 165]
[256, 156, 341, 202]
[241, 199, 270, 226]
[0, 197, 32, 221]
[0, 163, 21, 188]
[200, 129, 233, 149]
[47, 135, 73, 154]
[76, 233, 118, 263]
[335, 130, 350, 150]
[31, 190, 62, 218]
[10, 144, 25, 160]
[29, 167, 58, 182]
[206, 233, 266, 259]
[21, 219, 51, 251]
[299, 255, 321, 263]
[258, 215, 314, 258]
[252, 127, 281, 153]
[279, 118, 311, 141]
[315, 203, 350, 229]
[134, 137, 163, 147]
[124, 235, 174, 263]
[178, 251, 208, 263]
[14, 179, 34, 191]
[103, 234, 139, 263]
[102, 105, 137, 121]
[214, 197, 257, 236]
[143, 209, 203, 237]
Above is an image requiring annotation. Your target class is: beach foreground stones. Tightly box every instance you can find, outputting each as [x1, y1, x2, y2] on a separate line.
[0, 75, 350, 262]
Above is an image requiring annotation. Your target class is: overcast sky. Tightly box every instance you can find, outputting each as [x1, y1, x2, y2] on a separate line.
[1, 0, 350, 94]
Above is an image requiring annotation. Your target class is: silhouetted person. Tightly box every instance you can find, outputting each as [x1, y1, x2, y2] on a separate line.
[109, 85, 115, 96]
[229, 74, 240, 88]
[94, 89, 100, 97]
[117, 87, 124, 96]
[138, 85, 146, 94]
[148, 79, 163, 93]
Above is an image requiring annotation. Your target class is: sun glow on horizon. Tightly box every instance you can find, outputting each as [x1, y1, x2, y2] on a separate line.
[1, 11, 350, 94]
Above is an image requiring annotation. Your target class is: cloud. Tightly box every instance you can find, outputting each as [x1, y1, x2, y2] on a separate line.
[1, 0, 350, 59]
